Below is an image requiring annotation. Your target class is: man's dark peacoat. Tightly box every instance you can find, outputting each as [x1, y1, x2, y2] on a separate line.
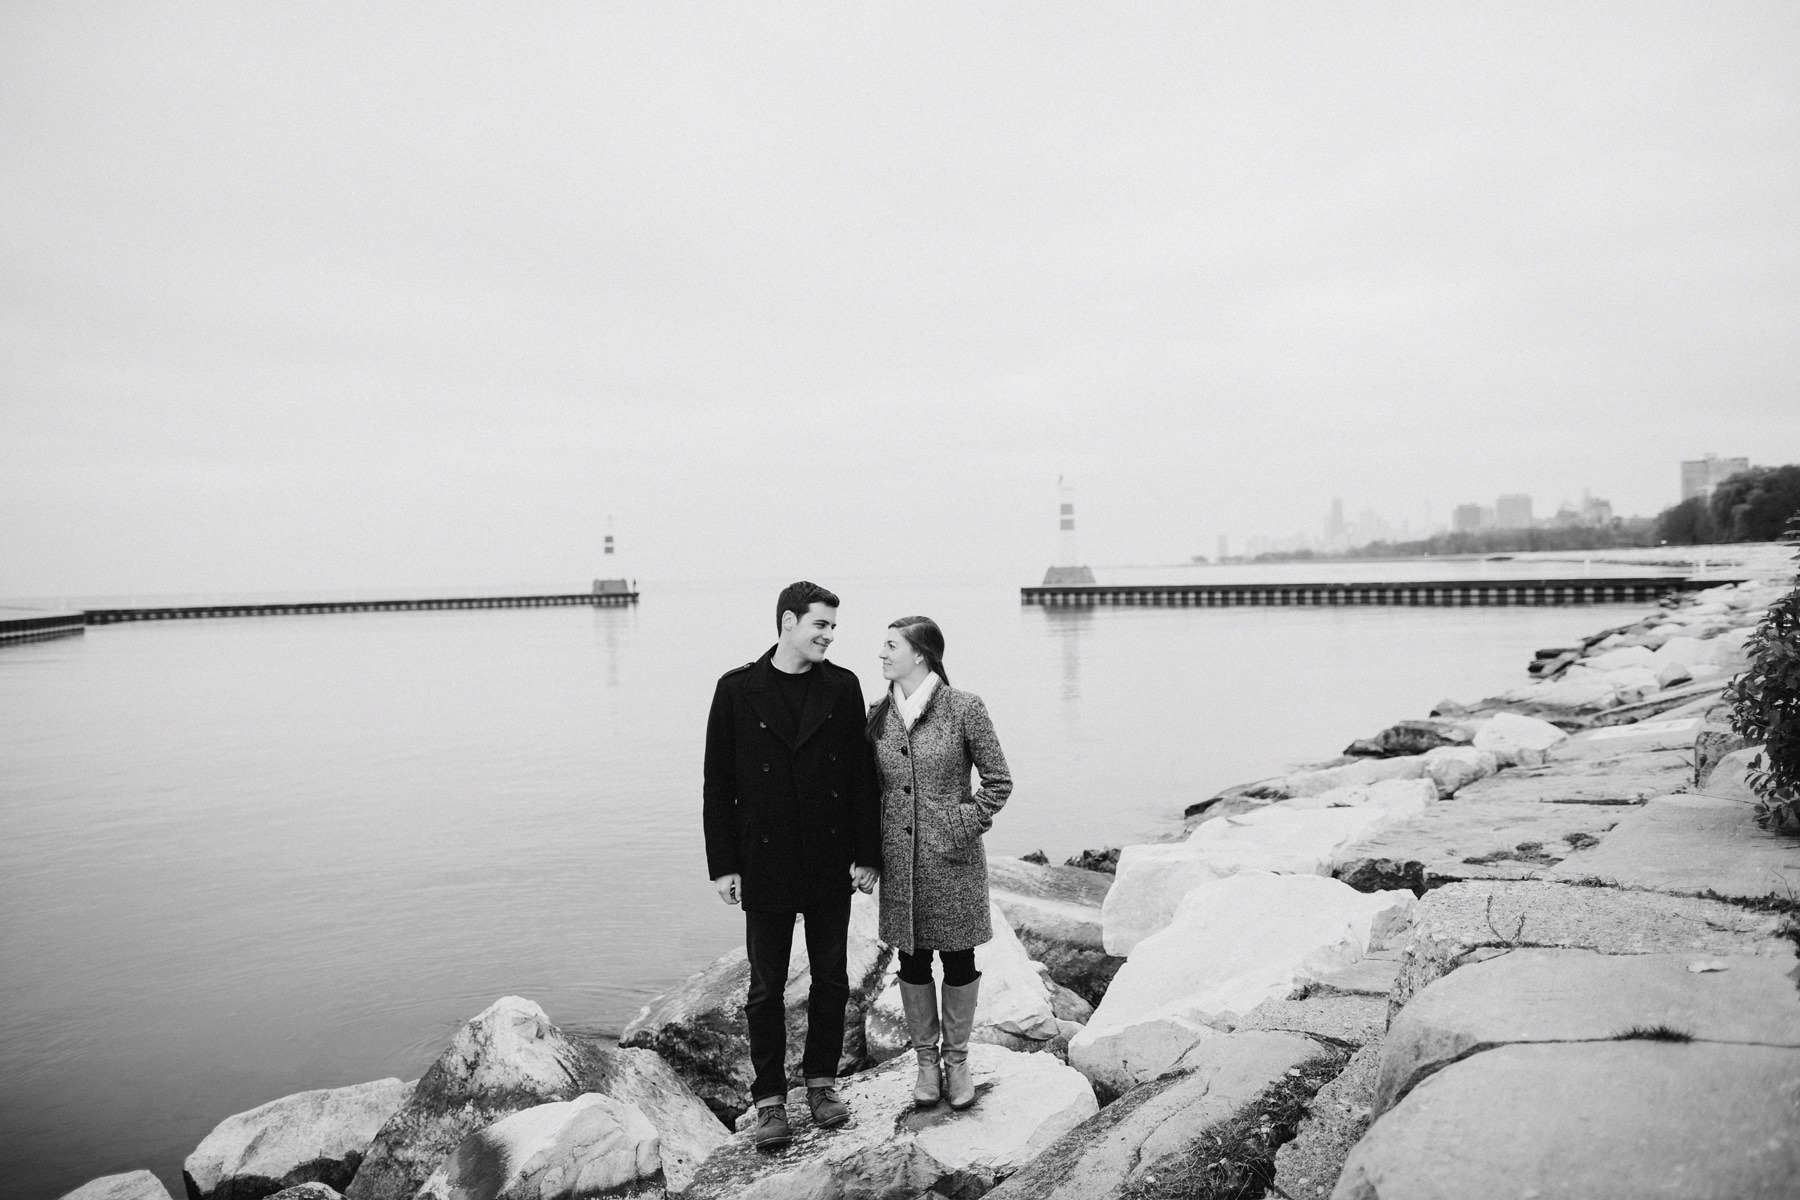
[703, 647, 881, 911]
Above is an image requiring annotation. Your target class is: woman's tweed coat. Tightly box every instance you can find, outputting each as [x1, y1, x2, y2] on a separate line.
[872, 682, 1013, 952]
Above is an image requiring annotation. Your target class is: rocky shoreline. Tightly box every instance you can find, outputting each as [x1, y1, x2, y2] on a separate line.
[63, 568, 1800, 1200]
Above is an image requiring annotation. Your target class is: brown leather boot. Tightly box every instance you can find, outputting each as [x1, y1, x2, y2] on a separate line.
[899, 980, 942, 1106]
[939, 975, 980, 1110]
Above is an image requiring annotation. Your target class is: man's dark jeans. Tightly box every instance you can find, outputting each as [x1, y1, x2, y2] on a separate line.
[743, 894, 851, 1103]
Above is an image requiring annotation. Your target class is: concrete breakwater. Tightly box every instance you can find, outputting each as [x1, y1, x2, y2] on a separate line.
[58, 574, 1800, 1200]
[0, 592, 637, 647]
[82, 591, 636, 624]
[1022, 574, 1728, 607]
[0, 607, 86, 645]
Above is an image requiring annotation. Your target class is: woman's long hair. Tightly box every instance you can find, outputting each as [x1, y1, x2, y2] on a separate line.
[865, 615, 949, 741]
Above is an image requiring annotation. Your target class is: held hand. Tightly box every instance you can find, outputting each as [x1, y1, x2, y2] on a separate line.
[714, 873, 742, 906]
[850, 864, 879, 894]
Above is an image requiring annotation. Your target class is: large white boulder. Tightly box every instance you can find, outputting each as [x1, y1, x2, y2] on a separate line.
[1070, 873, 1414, 1095]
[1101, 841, 1326, 958]
[1103, 806, 1403, 956]
[1284, 755, 1428, 798]
[1471, 712, 1568, 765]
[684, 1045, 1097, 1200]
[1419, 746, 1498, 797]
[1282, 778, 1438, 813]
[1582, 645, 1656, 672]
[183, 1078, 412, 1200]
[1650, 635, 1709, 669]
[1705, 625, 1756, 670]
[866, 902, 1062, 1060]
[344, 997, 722, 1200]
[58, 1173, 175, 1200]
[415, 1094, 665, 1200]
[1531, 672, 1621, 711]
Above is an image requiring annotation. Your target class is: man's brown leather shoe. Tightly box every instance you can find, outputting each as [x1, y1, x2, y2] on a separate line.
[807, 1085, 850, 1129]
[752, 1103, 791, 1151]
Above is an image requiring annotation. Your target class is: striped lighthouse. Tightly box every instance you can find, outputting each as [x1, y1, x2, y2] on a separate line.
[1042, 477, 1097, 586]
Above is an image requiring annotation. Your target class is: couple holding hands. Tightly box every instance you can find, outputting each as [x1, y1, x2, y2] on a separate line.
[701, 580, 1013, 1151]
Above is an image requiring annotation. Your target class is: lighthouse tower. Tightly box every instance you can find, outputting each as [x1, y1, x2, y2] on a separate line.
[593, 516, 632, 595]
[1041, 477, 1096, 586]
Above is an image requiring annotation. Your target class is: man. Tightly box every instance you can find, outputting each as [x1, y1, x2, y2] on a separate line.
[703, 580, 882, 1151]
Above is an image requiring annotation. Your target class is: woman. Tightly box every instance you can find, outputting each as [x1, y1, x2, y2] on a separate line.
[868, 615, 1013, 1110]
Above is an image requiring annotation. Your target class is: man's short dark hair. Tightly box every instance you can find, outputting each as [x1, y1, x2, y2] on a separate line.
[776, 581, 839, 631]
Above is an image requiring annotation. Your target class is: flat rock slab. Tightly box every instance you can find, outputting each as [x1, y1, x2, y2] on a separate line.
[1334, 1042, 1800, 1200]
[1451, 749, 1689, 806]
[1302, 957, 1400, 998]
[987, 1031, 1342, 1200]
[1546, 793, 1800, 900]
[1275, 1041, 1381, 1200]
[1391, 880, 1794, 1017]
[685, 1044, 1096, 1200]
[988, 855, 1123, 1004]
[987, 855, 1111, 948]
[58, 1172, 175, 1200]
[1548, 716, 1702, 760]
[1331, 799, 1625, 892]
[1237, 993, 1387, 1047]
[1377, 949, 1800, 1114]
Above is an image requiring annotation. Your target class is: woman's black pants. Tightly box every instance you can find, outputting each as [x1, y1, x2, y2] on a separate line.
[897, 946, 979, 987]
[743, 895, 851, 1103]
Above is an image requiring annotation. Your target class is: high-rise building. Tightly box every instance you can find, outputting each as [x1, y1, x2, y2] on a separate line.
[1495, 494, 1533, 530]
[1681, 454, 1749, 501]
[1451, 503, 1485, 533]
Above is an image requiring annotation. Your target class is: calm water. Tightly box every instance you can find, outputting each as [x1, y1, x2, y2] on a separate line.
[0, 571, 1650, 1198]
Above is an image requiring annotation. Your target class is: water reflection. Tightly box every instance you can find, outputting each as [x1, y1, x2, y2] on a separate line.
[1037, 605, 1095, 702]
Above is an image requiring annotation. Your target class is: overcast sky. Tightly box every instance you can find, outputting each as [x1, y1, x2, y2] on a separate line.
[3, 3, 1796, 597]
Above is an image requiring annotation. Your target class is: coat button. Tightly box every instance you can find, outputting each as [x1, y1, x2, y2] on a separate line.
[761, 834, 770, 844]
[902, 785, 911, 794]
[900, 746, 908, 756]
[830, 753, 837, 762]
[828, 826, 837, 834]
[762, 763, 771, 772]
[903, 826, 912, 834]
[831, 790, 839, 798]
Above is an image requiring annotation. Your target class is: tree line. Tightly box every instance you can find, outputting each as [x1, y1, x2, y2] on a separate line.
[1653, 464, 1800, 545]
[1245, 464, 1800, 563]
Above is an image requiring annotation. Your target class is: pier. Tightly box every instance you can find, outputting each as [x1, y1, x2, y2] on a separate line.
[0, 608, 88, 644]
[81, 591, 637, 625]
[1021, 576, 1730, 608]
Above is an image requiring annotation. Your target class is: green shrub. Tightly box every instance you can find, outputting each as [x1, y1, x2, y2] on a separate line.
[1725, 519, 1800, 832]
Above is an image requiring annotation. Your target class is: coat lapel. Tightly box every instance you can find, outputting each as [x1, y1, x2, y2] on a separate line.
[794, 664, 836, 748]
[742, 649, 797, 748]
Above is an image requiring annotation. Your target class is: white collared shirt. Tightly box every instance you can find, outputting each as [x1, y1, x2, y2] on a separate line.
[892, 671, 940, 731]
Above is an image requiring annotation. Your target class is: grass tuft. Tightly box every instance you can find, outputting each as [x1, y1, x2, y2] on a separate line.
[1613, 1024, 1695, 1043]
[1116, 1048, 1349, 1200]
